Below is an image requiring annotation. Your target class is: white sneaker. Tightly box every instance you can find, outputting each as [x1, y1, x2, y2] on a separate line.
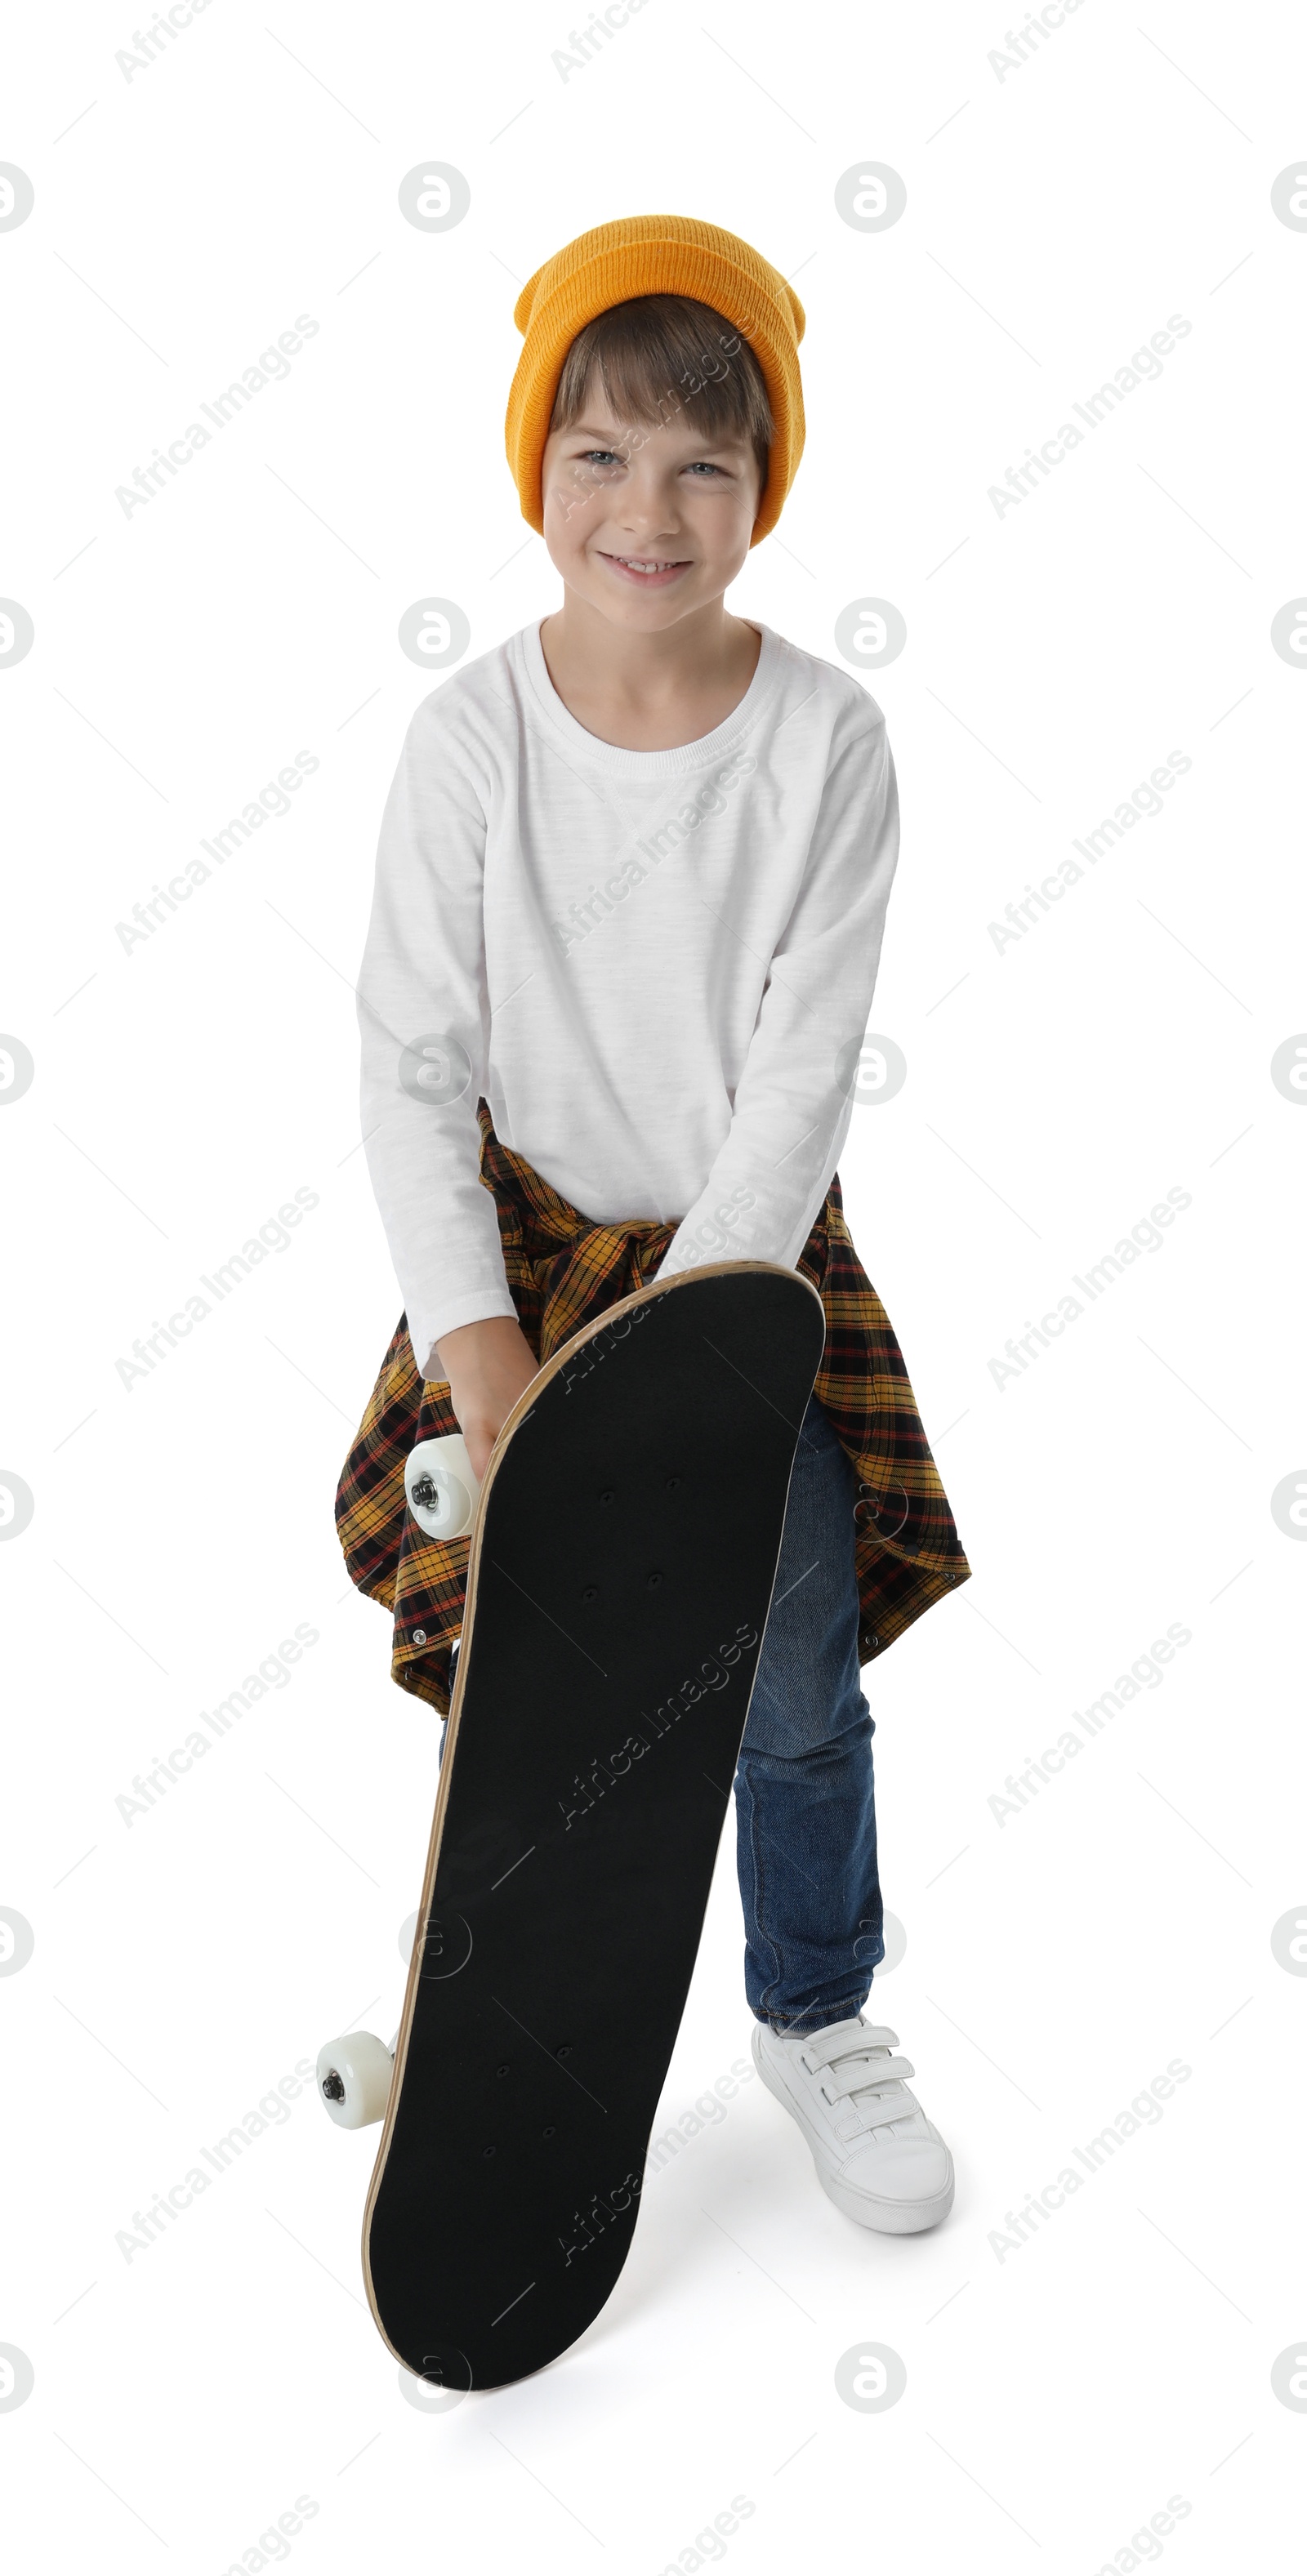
[752, 2014, 954, 2234]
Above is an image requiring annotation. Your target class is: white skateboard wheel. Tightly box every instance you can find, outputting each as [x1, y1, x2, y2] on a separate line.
[405, 1433, 480, 1541]
[316, 2030, 395, 2129]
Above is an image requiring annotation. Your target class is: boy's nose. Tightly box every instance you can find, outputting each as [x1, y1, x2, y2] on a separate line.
[613, 499, 681, 541]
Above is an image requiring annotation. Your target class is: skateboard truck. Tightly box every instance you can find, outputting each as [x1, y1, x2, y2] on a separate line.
[404, 1433, 481, 1542]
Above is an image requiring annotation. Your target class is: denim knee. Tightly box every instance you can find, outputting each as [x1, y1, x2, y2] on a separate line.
[737, 1698, 873, 1776]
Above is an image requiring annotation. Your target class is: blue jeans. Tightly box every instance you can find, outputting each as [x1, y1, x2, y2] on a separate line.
[734, 1392, 883, 2035]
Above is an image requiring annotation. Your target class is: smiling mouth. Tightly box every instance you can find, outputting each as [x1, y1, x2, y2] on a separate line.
[600, 552, 691, 577]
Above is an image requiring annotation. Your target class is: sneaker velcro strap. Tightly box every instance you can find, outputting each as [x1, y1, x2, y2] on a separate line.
[827, 2057, 915, 2099]
[801, 2021, 899, 2069]
[855, 2091, 918, 2134]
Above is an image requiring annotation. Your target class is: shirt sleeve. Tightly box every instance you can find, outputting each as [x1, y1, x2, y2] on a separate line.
[356, 694, 517, 1379]
[652, 712, 901, 1284]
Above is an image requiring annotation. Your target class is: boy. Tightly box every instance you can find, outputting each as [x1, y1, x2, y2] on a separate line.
[341, 214, 970, 2236]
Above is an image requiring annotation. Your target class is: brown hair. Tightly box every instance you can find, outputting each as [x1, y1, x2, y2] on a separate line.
[548, 295, 774, 501]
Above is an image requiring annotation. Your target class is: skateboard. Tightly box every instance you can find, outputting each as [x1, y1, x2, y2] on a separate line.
[317, 1260, 825, 2390]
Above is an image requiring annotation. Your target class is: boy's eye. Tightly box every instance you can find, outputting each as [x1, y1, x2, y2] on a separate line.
[578, 448, 624, 468]
[686, 461, 726, 477]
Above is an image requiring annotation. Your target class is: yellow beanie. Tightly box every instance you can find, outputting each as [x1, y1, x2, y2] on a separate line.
[505, 212, 805, 546]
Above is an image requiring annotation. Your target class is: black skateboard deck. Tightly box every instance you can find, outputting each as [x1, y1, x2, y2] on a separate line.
[363, 1262, 826, 2389]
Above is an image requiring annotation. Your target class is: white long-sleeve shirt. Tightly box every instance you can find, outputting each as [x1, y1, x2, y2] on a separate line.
[357, 618, 901, 1378]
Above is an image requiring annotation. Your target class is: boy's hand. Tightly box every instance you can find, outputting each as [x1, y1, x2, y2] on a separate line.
[430, 1316, 540, 1485]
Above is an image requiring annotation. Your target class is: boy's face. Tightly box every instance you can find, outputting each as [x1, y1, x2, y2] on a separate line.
[541, 385, 762, 628]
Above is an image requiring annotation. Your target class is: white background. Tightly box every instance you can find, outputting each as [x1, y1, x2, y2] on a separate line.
[2, 0, 1305, 2567]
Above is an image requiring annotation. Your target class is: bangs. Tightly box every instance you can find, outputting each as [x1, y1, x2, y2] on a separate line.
[549, 295, 773, 485]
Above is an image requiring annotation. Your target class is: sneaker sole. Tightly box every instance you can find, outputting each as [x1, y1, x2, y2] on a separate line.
[752, 2026, 955, 2235]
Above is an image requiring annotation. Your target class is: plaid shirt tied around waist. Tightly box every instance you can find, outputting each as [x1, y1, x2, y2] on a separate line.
[335, 1103, 972, 1717]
